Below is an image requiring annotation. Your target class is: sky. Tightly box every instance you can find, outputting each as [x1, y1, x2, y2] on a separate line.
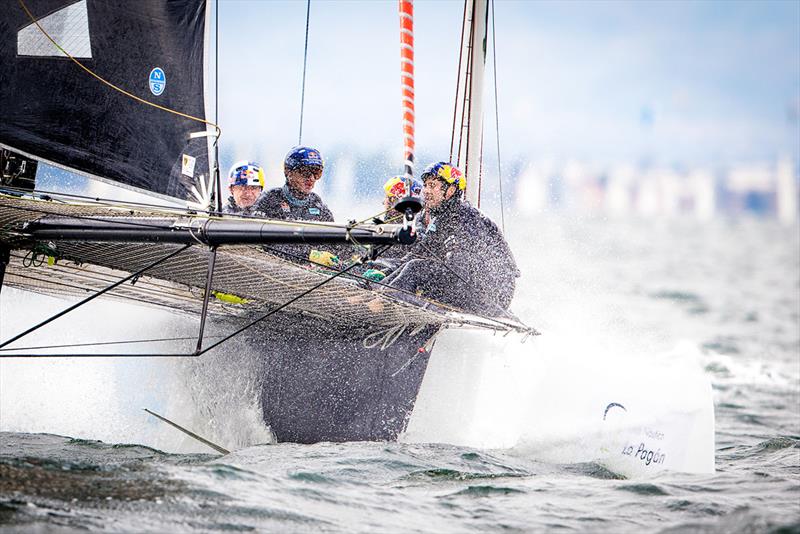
[214, 0, 800, 181]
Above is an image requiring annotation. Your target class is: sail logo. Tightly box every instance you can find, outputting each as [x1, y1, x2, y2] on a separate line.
[149, 67, 166, 96]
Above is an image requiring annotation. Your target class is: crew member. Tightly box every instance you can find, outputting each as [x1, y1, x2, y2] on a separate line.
[253, 146, 333, 222]
[225, 161, 265, 215]
[362, 175, 425, 279]
[380, 175, 423, 224]
[382, 161, 519, 315]
[252, 146, 338, 265]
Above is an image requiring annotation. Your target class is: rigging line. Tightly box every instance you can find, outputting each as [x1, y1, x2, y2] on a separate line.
[7, 254, 191, 295]
[214, 0, 222, 214]
[343, 213, 385, 252]
[460, 1, 476, 174]
[1, 204, 198, 232]
[456, 31, 471, 168]
[490, 0, 506, 233]
[259, 244, 388, 284]
[1, 351, 197, 358]
[348, 208, 393, 227]
[0, 191, 184, 215]
[298, 0, 312, 145]
[0, 335, 224, 353]
[3, 270, 124, 296]
[1, 188, 180, 213]
[2, 197, 376, 234]
[215, 0, 219, 128]
[259, 243, 514, 329]
[17, 0, 221, 138]
[450, 0, 469, 162]
[0, 244, 192, 350]
[195, 252, 368, 356]
[195, 246, 218, 352]
[0, 197, 193, 224]
[0, 187, 190, 215]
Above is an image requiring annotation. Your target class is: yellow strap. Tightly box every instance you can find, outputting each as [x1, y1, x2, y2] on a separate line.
[211, 290, 249, 305]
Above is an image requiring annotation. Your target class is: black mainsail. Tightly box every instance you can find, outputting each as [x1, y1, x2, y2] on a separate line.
[0, 0, 211, 201]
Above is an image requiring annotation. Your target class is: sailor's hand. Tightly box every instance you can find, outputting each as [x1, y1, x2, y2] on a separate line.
[362, 268, 386, 282]
[309, 250, 340, 268]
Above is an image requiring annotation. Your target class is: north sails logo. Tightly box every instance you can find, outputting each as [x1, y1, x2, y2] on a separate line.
[149, 67, 166, 96]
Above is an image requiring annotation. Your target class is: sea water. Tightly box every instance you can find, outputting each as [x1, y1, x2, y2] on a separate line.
[1, 216, 798, 532]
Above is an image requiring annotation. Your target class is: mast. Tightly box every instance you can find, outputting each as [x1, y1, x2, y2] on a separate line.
[456, 0, 488, 207]
[394, 0, 423, 221]
[399, 0, 415, 180]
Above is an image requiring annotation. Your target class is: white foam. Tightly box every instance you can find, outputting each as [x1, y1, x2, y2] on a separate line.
[0, 289, 271, 453]
[404, 326, 715, 476]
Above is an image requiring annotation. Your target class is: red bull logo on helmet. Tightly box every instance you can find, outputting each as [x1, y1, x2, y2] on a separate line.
[285, 146, 325, 172]
[421, 162, 466, 191]
[228, 161, 265, 188]
[384, 176, 423, 200]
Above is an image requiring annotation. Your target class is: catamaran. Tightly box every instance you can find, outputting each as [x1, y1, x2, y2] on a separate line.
[0, 0, 535, 443]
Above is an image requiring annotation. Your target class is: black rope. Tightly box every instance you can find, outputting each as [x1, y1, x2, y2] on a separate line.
[0, 244, 192, 350]
[3, 203, 192, 232]
[4, 270, 112, 295]
[260, 244, 410, 291]
[260, 243, 518, 328]
[457, 7, 474, 170]
[8, 250, 195, 296]
[3, 240, 527, 358]
[0, 185, 192, 215]
[1, 188, 391, 235]
[261, 243, 401, 290]
[298, 0, 311, 145]
[0, 335, 223, 353]
[490, 0, 506, 233]
[195, 251, 370, 355]
[450, 0, 469, 162]
[214, 0, 222, 214]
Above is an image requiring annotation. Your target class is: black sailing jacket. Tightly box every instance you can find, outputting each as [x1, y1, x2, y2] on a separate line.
[253, 186, 334, 222]
[385, 195, 519, 315]
[251, 185, 335, 263]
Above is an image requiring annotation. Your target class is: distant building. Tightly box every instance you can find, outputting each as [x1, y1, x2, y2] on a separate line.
[511, 156, 798, 222]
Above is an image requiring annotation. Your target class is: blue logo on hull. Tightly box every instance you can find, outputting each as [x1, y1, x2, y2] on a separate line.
[149, 67, 166, 96]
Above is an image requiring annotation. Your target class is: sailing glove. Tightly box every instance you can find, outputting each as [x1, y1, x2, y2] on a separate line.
[309, 249, 340, 268]
[362, 269, 387, 282]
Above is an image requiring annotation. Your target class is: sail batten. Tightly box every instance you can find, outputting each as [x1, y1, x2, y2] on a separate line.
[1, 0, 212, 203]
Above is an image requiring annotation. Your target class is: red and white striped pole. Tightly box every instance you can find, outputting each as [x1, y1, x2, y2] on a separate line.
[399, 0, 415, 179]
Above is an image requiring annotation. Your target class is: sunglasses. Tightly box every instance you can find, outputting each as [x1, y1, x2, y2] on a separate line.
[295, 167, 323, 179]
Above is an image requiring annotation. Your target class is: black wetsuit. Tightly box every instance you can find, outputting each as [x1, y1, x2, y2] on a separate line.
[253, 185, 334, 222]
[384, 196, 519, 315]
[251, 184, 335, 263]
